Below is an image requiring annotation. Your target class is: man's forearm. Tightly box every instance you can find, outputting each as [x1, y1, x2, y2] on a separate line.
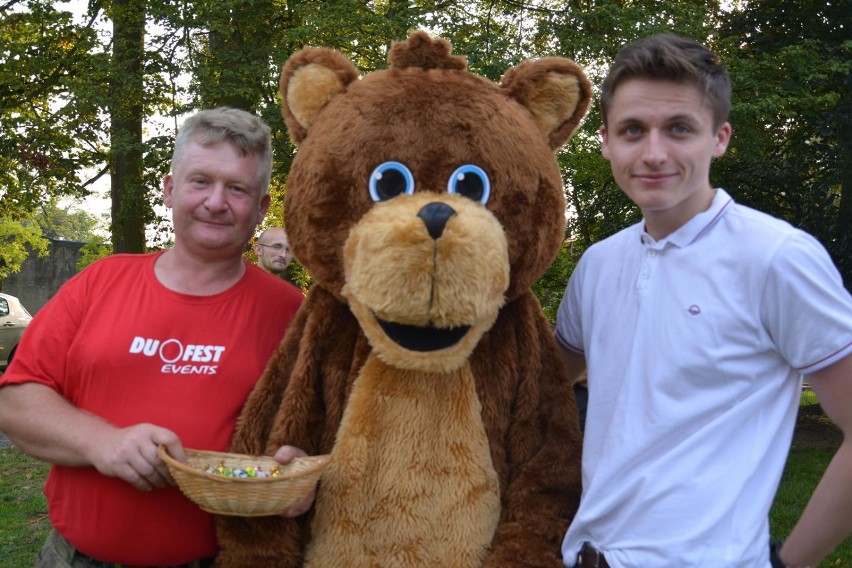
[0, 382, 114, 466]
[781, 440, 852, 567]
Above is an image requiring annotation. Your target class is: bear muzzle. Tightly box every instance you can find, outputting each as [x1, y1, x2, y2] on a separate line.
[342, 192, 509, 372]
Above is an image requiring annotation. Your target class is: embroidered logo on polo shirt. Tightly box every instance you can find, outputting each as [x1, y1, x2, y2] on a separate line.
[129, 336, 224, 375]
[688, 305, 701, 315]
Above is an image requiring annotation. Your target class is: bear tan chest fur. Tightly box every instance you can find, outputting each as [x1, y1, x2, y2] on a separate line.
[305, 355, 500, 567]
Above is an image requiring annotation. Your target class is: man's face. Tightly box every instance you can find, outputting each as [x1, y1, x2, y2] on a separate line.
[163, 140, 269, 258]
[254, 228, 293, 276]
[601, 78, 731, 239]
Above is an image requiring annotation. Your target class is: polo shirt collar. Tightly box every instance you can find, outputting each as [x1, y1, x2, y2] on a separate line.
[640, 188, 734, 249]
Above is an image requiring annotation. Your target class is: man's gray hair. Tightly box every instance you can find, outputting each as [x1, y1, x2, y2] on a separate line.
[171, 107, 273, 194]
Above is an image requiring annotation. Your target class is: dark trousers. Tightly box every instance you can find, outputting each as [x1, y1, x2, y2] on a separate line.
[574, 383, 588, 432]
[37, 529, 214, 568]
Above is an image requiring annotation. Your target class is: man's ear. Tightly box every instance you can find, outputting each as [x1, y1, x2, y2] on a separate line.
[713, 122, 732, 158]
[501, 57, 592, 150]
[600, 124, 611, 161]
[257, 193, 271, 225]
[279, 47, 359, 146]
[163, 174, 174, 208]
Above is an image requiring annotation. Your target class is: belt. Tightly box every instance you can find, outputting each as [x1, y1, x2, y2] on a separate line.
[576, 542, 611, 568]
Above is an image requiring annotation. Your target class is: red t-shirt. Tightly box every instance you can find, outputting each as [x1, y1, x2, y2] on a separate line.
[0, 252, 302, 564]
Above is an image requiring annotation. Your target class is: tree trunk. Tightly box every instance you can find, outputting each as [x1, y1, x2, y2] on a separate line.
[204, 0, 274, 110]
[109, 0, 147, 253]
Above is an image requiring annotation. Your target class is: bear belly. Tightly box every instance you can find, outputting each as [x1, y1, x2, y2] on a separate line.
[304, 354, 500, 567]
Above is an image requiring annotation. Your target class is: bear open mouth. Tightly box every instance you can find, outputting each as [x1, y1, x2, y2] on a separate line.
[377, 318, 471, 352]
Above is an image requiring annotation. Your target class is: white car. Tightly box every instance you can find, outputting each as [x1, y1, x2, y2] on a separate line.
[0, 293, 32, 368]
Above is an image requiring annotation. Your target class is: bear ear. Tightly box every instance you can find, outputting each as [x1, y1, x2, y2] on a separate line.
[280, 47, 360, 145]
[501, 58, 593, 150]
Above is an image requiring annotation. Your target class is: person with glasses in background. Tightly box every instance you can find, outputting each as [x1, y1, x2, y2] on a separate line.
[253, 227, 294, 280]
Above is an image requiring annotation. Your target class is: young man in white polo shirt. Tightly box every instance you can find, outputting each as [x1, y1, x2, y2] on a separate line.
[557, 32, 852, 568]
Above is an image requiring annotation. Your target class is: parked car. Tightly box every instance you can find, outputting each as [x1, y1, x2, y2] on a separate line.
[0, 293, 32, 368]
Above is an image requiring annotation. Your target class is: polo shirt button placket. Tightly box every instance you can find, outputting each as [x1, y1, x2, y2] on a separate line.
[637, 247, 657, 296]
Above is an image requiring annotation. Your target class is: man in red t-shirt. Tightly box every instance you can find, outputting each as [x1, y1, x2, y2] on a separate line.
[0, 108, 307, 567]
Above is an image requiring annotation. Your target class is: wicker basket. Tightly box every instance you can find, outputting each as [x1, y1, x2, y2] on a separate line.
[158, 446, 330, 517]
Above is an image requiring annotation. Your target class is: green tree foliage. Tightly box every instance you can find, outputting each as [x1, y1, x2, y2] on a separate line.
[0, 1, 105, 220]
[0, 217, 48, 282]
[1, 0, 849, 304]
[718, 0, 852, 286]
[76, 235, 113, 270]
[31, 198, 111, 272]
[34, 199, 103, 241]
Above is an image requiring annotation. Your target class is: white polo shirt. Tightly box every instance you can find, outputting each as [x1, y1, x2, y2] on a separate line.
[557, 188, 852, 568]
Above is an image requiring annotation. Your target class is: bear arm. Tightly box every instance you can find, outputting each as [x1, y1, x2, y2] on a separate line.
[481, 297, 582, 567]
[216, 288, 366, 567]
[227, 291, 314, 456]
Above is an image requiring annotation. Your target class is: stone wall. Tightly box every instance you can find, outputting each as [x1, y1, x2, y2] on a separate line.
[2, 238, 84, 314]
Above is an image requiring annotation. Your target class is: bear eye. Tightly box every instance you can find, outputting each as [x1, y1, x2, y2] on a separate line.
[369, 161, 414, 202]
[447, 165, 490, 204]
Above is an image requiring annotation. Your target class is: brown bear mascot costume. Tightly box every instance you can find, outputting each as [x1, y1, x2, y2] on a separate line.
[215, 32, 591, 568]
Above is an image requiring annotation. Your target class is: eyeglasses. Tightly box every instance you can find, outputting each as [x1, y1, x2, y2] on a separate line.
[257, 243, 290, 252]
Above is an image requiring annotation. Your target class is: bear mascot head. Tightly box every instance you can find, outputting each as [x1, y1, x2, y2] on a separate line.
[215, 31, 591, 568]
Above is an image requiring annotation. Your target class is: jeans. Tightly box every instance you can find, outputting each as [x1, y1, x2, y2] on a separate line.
[36, 529, 214, 568]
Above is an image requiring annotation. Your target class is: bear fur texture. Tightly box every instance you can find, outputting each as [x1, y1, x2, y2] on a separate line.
[215, 32, 591, 568]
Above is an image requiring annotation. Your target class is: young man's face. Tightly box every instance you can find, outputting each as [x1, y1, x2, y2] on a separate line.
[601, 78, 731, 239]
[164, 140, 270, 257]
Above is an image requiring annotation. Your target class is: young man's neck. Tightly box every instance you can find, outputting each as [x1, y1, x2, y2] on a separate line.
[642, 187, 716, 241]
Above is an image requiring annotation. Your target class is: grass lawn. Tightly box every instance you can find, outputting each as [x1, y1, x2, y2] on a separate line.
[0, 443, 50, 567]
[0, 392, 850, 566]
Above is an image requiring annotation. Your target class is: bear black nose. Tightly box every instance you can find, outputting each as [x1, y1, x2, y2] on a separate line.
[417, 202, 457, 240]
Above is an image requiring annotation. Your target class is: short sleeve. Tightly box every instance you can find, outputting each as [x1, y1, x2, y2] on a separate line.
[0, 268, 90, 394]
[556, 255, 586, 354]
[761, 231, 852, 373]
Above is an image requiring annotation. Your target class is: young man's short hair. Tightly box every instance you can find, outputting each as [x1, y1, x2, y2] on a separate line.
[600, 32, 732, 130]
